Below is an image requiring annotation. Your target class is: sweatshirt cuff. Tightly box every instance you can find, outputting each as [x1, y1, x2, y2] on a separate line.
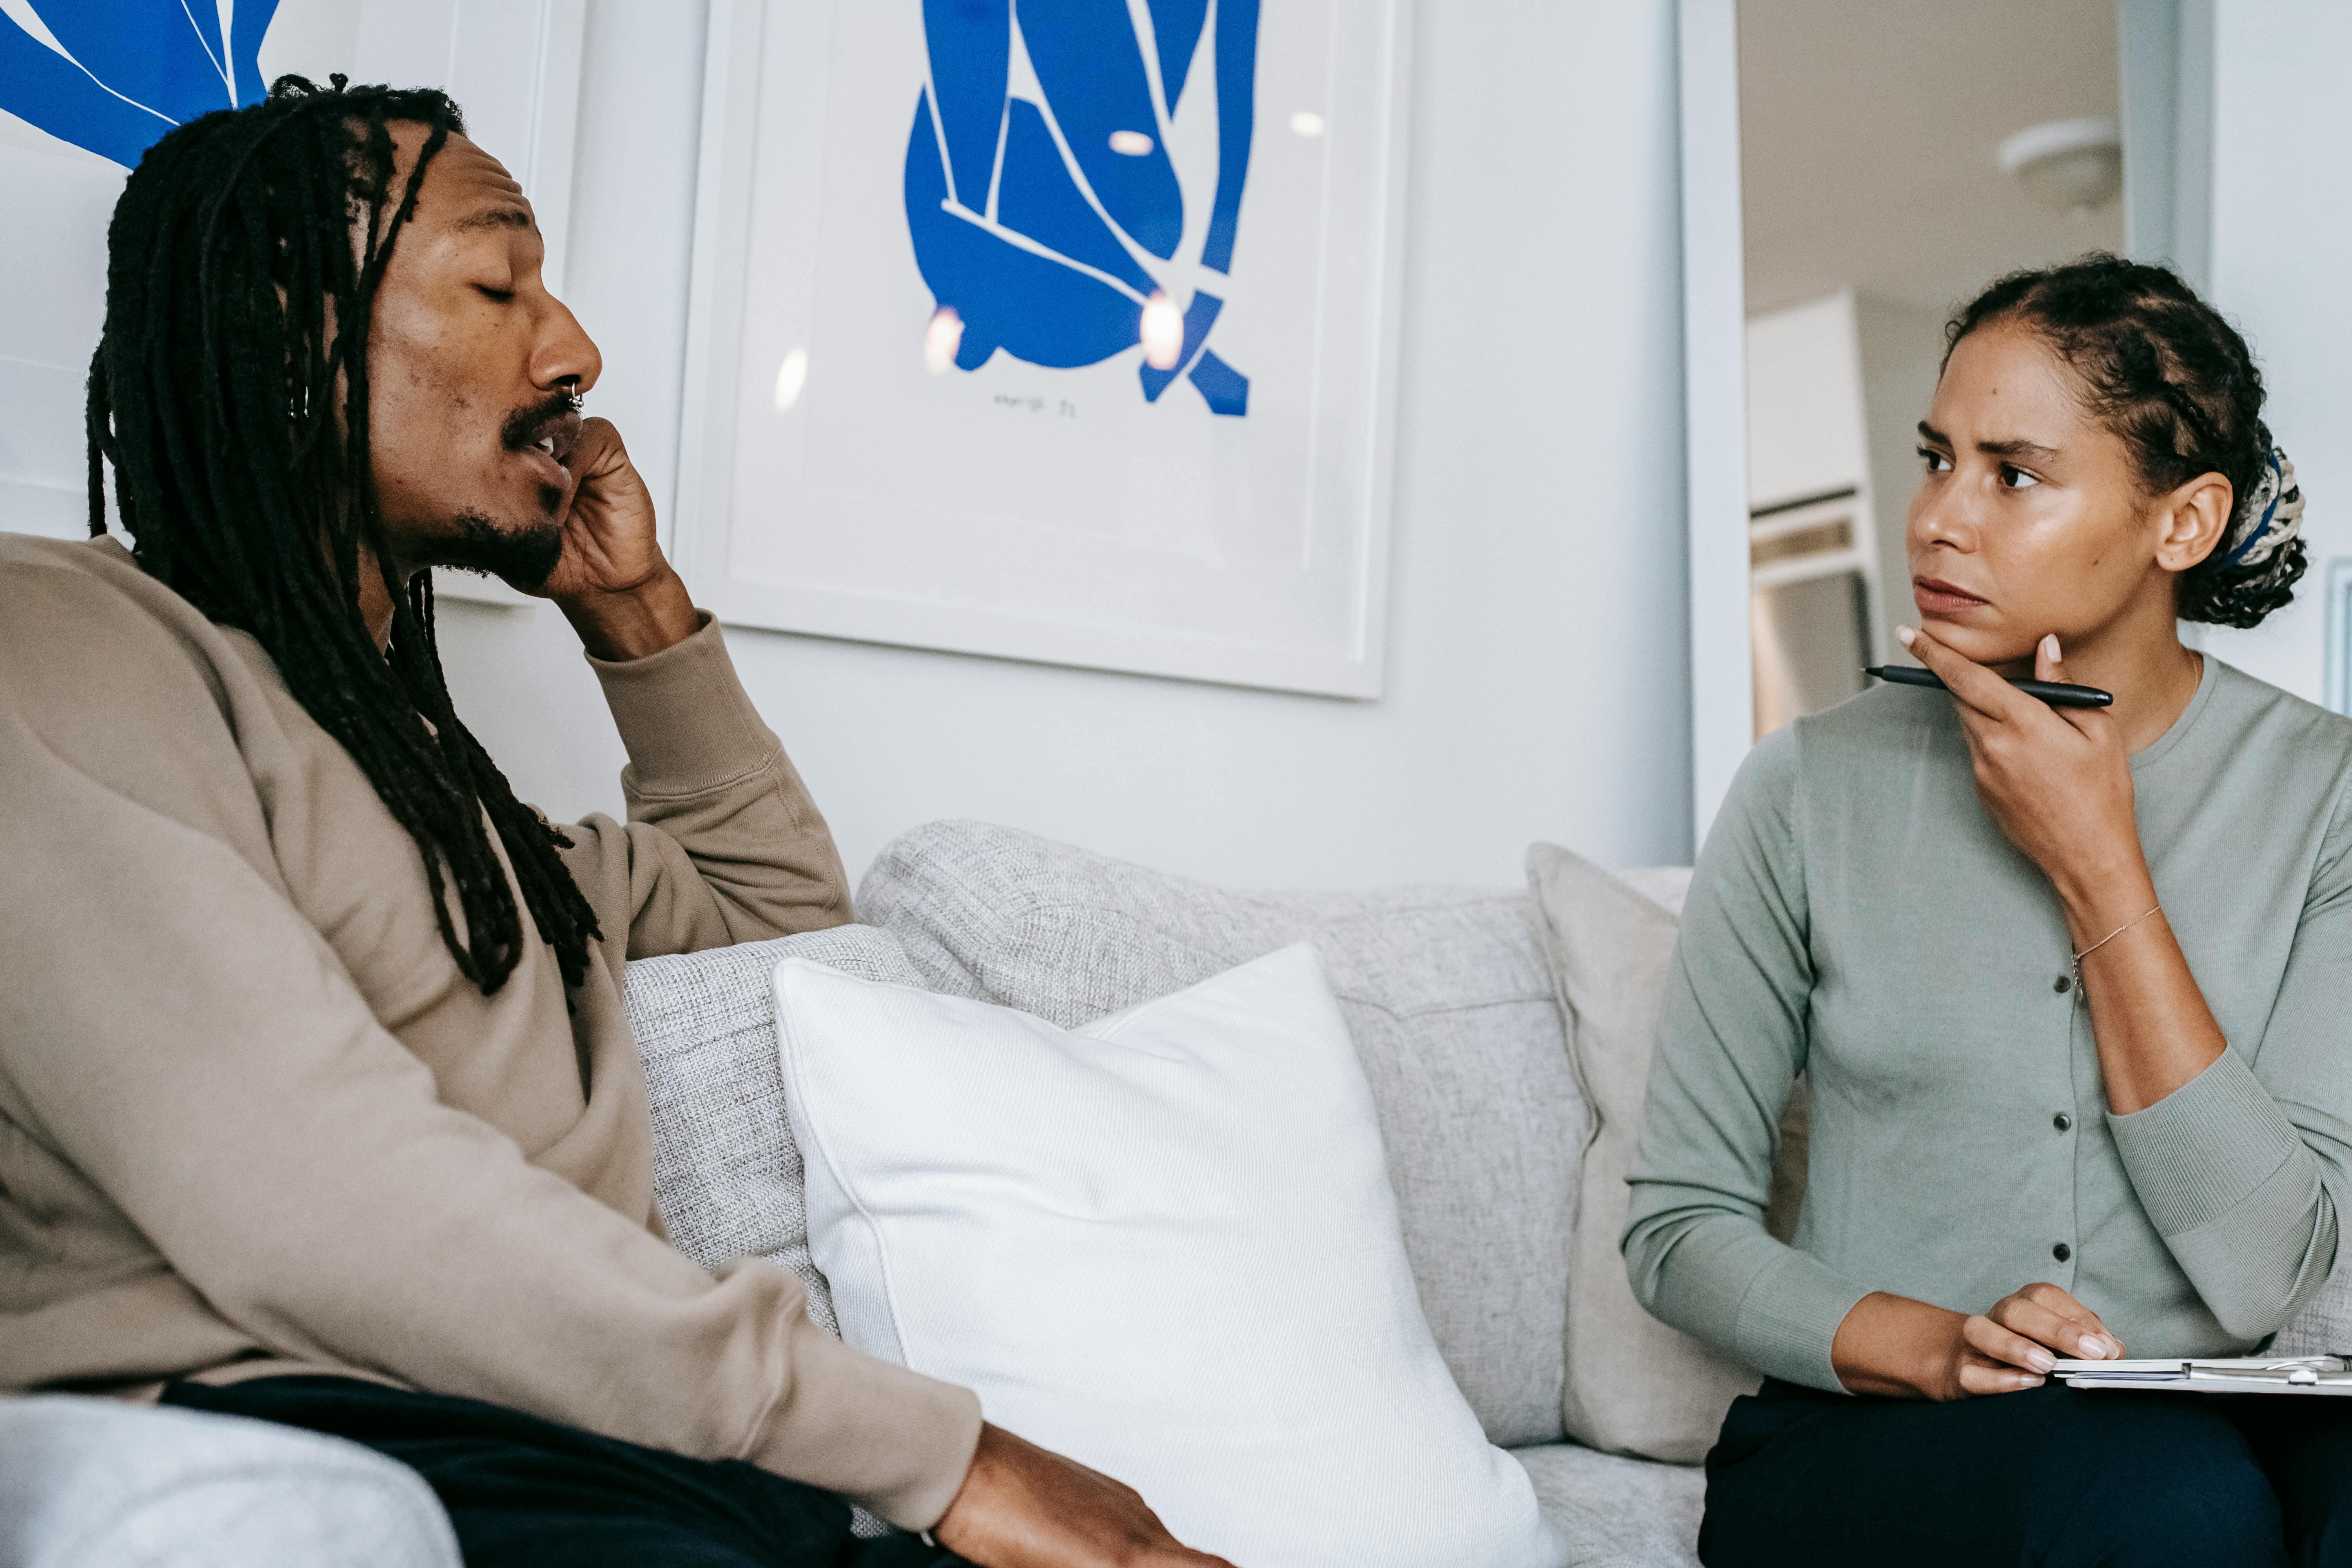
[1732, 1247, 1873, 1394]
[752, 1310, 986, 1530]
[586, 613, 780, 796]
[2107, 1049, 2307, 1239]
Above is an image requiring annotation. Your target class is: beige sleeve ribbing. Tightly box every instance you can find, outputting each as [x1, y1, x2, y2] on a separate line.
[559, 615, 855, 961]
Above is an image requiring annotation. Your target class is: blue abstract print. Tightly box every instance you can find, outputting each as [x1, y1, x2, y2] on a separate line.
[905, 0, 1259, 416]
[0, 0, 284, 168]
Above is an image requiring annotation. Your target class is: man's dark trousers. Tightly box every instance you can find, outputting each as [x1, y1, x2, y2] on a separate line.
[164, 1375, 972, 1568]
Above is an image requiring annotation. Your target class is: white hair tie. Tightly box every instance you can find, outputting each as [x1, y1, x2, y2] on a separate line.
[2221, 446, 2304, 571]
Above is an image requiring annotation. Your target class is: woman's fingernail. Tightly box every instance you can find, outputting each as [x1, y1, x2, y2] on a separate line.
[2026, 1347, 2055, 1373]
[2018, 1373, 2044, 1388]
[1896, 625, 1918, 648]
[2080, 1335, 2115, 1359]
[2041, 633, 2060, 661]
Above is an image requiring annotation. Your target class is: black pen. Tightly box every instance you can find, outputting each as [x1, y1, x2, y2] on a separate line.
[1862, 665, 2113, 709]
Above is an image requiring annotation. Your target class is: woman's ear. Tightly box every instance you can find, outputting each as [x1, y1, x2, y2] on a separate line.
[2154, 473, 2234, 574]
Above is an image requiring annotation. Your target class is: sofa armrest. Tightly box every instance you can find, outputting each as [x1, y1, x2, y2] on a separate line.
[0, 1395, 459, 1568]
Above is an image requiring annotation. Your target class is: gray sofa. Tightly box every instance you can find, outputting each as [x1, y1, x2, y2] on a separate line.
[22, 815, 2352, 1564]
[628, 819, 1709, 1567]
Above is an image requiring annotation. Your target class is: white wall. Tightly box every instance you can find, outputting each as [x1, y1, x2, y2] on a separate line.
[437, 0, 1696, 891]
[2193, 2, 2352, 704]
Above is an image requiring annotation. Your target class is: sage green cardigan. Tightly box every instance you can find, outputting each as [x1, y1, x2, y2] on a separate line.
[1624, 655, 2352, 1392]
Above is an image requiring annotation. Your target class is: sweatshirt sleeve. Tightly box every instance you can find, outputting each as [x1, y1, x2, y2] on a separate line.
[0, 690, 979, 1529]
[559, 614, 854, 961]
[2103, 779, 2352, 1339]
[1622, 728, 1871, 1392]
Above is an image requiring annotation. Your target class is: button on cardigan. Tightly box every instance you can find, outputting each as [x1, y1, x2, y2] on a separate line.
[1624, 655, 2352, 1392]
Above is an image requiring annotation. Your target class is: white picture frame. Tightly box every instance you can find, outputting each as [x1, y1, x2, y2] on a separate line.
[675, 0, 1414, 697]
[2325, 557, 2352, 717]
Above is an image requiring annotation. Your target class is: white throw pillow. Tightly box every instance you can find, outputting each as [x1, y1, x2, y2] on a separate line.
[774, 944, 1564, 1568]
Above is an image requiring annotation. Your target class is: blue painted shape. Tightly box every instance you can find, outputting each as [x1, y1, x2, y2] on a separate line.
[0, 18, 169, 167]
[1146, 0, 1210, 109]
[902, 1, 1253, 410]
[1187, 348, 1248, 416]
[921, 0, 1009, 209]
[1200, 0, 1259, 274]
[1015, 0, 1184, 260]
[1138, 290, 1223, 402]
[998, 100, 1157, 296]
[906, 91, 1143, 371]
[42, 1, 233, 125]
[0, 0, 283, 169]
[230, 0, 283, 103]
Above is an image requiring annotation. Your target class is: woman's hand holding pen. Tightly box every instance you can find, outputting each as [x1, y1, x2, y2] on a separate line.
[1897, 624, 2149, 930]
[1898, 622, 2225, 1116]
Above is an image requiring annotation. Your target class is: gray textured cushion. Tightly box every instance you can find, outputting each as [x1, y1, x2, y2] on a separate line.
[0, 1395, 459, 1568]
[1513, 1443, 1703, 1568]
[858, 820, 1584, 1449]
[1529, 843, 1815, 1465]
[2274, 1253, 2352, 1357]
[625, 924, 925, 1336]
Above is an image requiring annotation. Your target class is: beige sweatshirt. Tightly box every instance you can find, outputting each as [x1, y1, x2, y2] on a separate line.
[0, 532, 982, 1529]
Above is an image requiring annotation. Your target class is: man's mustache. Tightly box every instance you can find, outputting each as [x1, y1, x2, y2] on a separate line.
[501, 391, 583, 455]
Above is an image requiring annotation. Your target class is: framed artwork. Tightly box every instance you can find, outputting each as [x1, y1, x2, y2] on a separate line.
[2327, 556, 2352, 718]
[0, 0, 583, 613]
[677, 0, 1415, 697]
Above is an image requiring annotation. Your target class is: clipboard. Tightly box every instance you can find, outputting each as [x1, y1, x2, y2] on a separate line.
[2053, 1355, 2352, 1396]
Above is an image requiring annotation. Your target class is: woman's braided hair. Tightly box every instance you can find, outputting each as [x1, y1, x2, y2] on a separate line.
[1945, 254, 2304, 628]
[86, 75, 601, 994]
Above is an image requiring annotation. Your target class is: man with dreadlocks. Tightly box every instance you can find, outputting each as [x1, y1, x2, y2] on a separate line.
[0, 78, 1229, 1568]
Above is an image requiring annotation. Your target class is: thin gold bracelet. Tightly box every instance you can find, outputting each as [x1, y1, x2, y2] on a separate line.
[2071, 903, 2163, 987]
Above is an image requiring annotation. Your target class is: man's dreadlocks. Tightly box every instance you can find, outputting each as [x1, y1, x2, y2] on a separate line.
[85, 75, 601, 995]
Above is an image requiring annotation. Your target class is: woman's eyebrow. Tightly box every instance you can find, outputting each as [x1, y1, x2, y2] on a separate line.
[1916, 421, 2059, 463]
[1976, 437, 2061, 463]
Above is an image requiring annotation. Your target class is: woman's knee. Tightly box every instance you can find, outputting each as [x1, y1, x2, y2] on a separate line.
[2047, 1405, 2283, 1568]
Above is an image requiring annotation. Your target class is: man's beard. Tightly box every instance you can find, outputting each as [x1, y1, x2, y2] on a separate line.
[441, 510, 564, 593]
[430, 390, 579, 592]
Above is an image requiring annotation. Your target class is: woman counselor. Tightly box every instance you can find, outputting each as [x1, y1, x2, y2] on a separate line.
[1626, 255, 2352, 1567]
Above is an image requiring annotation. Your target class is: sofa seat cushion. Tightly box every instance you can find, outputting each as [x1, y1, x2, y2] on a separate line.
[1513, 1443, 1703, 1568]
[857, 820, 1584, 1450]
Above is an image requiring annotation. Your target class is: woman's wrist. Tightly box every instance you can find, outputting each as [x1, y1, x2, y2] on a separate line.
[2049, 856, 2159, 949]
[1830, 1292, 1969, 1400]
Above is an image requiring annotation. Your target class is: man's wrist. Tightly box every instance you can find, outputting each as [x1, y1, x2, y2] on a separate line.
[557, 567, 700, 661]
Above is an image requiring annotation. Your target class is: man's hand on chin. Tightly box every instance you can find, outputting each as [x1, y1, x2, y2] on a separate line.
[542, 416, 700, 661]
[931, 1425, 1237, 1568]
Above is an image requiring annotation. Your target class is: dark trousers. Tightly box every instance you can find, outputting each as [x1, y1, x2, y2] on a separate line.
[1702, 1376, 2352, 1567]
[162, 1376, 972, 1568]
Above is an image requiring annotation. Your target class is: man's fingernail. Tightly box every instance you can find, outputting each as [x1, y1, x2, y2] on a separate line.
[1896, 625, 1918, 648]
[2026, 1348, 2055, 1373]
